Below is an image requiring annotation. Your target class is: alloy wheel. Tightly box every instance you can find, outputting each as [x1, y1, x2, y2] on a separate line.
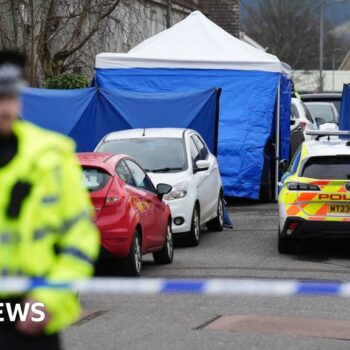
[218, 197, 224, 227]
[166, 224, 173, 258]
[194, 209, 200, 240]
[134, 236, 142, 273]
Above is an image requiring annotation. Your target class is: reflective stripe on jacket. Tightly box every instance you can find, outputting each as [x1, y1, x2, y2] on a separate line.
[0, 120, 100, 334]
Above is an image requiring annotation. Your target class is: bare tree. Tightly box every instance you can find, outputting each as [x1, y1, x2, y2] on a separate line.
[241, 0, 347, 70]
[0, 0, 144, 85]
[0, 0, 192, 85]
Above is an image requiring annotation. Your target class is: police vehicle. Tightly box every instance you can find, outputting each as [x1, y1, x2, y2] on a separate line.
[278, 130, 350, 254]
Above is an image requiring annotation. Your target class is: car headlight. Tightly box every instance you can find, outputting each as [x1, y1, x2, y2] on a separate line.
[163, 181, 189, 201]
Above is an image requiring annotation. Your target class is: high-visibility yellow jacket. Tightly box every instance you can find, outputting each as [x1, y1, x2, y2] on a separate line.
[0, 120, 99, 334]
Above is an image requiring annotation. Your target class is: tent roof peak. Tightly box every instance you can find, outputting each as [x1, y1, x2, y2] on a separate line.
[96, 11, 290, 75]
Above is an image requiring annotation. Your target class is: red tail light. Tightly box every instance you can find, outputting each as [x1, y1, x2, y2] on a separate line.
[286, 222, 299, 235]
[105, 182, 121, 206]
[106, 195, 121, 204]
[299, 121, 306, 131]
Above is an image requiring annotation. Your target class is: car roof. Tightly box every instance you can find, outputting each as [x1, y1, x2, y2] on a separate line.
[103, 128, 194, 141]
[301, 93, 342, 101]
[304, 101, 334, 106]
[291, 97, 301, 104]
[291, 98, 306, 107]
[303, 139, 350, 158]
[77, 152, 125, 174]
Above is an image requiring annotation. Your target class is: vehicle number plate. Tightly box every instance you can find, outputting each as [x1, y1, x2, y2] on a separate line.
[328, 204, 350, 214]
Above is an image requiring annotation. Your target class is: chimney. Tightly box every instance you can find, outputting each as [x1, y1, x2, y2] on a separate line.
[200, 0, 240, 38]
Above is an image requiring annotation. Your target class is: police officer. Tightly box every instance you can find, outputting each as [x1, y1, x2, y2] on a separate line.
[291, 80, 301, 99]
[0, 51, 99, 349]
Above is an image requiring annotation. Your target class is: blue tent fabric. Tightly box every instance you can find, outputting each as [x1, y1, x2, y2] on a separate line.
[97, 88, 219, 153]
[280, 75, 292, 160]
[21, 87, 96, 136]
[95, 68, 282, 199]
[21, 67, 291, 199]
[339, 84, 350, 131]
[21, 87, 219, 154]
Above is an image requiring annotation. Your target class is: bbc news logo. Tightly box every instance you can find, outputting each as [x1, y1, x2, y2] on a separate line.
[0, 303, 45, 322]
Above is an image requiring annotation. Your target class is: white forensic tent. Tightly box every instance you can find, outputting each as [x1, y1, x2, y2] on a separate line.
[97, 11, 290, 74]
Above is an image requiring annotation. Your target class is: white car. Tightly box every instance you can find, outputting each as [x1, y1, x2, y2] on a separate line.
[95, 128, 224, 246]
[291, 98, 319, 139]
[304, 102, 339, 132]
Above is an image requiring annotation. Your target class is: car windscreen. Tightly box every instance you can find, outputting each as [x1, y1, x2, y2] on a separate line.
[302, 97, 341, 113]
[305, 104, 336, 123]
[97, 138, 188, 173]
[300, 101, 314, 123]
[82, 167, 111, 191]
[301, 156, 350, 180]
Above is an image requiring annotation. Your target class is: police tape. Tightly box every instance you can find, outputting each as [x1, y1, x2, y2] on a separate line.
[1, 277, 350, 296]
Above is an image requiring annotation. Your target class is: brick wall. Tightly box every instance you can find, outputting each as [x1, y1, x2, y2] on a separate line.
[200, 0, 240, 38]
[173, 0, 199, 11]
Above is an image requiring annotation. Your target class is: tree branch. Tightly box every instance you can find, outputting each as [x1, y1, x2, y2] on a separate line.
[53, 0, 121, 61]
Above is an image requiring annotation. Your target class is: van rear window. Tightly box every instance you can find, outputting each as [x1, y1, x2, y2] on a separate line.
[302, 156, 350, 180]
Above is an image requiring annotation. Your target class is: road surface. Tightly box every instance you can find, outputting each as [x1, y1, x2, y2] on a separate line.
[63, 203, 350, 350]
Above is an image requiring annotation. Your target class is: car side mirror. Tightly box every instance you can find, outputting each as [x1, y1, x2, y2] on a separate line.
[194, 160, 210, 173]
[315, 117, 326, 126]
[279, 159, 289, 172]
[157, 183, 172, 199]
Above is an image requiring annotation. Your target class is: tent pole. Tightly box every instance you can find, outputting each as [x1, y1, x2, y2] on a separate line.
[275, 78, 281, 201]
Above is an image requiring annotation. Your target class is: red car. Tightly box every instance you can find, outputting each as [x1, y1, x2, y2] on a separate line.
[77, 152, 174, 276]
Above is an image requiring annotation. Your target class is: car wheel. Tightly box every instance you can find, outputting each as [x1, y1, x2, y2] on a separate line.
[278, 228, 295, 254]
[121, 231, 142, 276]
[206, 194, 224, 232]
[153, 221, 174, 264]
[187, 205, 200, 247]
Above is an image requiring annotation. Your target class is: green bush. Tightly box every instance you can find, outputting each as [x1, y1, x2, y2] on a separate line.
[45, 72, 89, 89]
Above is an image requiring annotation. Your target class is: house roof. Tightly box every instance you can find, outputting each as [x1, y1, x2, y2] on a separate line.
[240, 32, 266, 51]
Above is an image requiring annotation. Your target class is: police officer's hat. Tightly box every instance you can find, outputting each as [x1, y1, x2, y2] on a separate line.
[0, 50, 27, 96]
